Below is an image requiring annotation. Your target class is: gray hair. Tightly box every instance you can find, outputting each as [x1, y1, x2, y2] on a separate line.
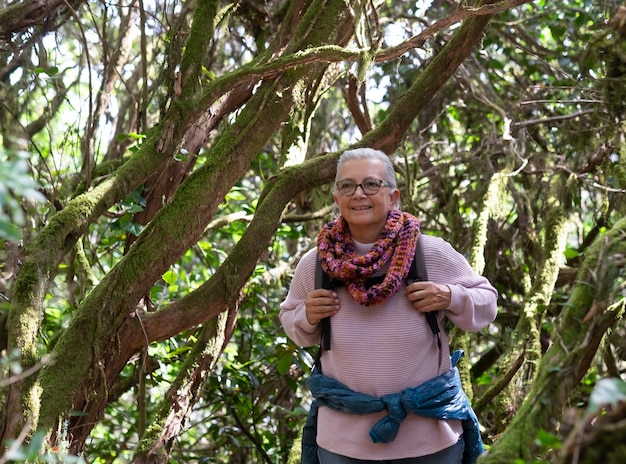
[334, 148, 400, 208]
[335, 148, 398, 187]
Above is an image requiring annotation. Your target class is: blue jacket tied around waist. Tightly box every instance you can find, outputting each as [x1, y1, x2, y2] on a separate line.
[301, 350, 483, 464]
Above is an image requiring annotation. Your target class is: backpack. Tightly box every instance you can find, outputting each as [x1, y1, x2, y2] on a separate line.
[314, 232, 441, 352]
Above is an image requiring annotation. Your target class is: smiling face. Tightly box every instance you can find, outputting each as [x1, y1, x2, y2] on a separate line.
[333, 158, 400, 243]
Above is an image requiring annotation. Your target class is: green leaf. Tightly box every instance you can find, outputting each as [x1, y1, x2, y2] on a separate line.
[588, 378, 626, 413]
[276, 350, 294, 376]
[127, 204, 145, 214]
[128, 132, 146, 140]
[27, 430, 47, 456]
[476, 372, 493, 386]
[162, 270, 178, 285]
[534, 429, 561, 450]
[0, 220, 21, 241]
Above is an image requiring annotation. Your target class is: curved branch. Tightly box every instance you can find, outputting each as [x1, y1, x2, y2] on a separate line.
[46, 3, 355, 447]
[0, 0, 82, 39]
[360, 0, 501, 154]
[193, 1, 534, 117]
[95, 0, 522, 387]
[15, 0, 532, 452]
[376, 0, 534, 62]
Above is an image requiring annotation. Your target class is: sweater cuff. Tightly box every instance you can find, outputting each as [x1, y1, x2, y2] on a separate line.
[296, 303, 321, 333]
[446, 284, 466, 314]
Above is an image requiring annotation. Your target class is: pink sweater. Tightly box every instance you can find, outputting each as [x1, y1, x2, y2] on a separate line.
[279, 234, 498, 460]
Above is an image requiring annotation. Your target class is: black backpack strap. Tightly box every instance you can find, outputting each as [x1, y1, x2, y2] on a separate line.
[315, 232, 441, 353]
[407, 233, 441, 350]
[315, 254, 332, 351]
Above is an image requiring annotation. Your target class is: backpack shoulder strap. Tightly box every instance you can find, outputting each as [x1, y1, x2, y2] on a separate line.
[407, 233, 441, 349]
[315, 233, 441, 352]
[315, 254, 332, 351]
[407, 232, 428, 282]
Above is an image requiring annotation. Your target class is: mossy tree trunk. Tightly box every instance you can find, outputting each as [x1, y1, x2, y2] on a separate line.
[475, 172, 575, 433]
[481, 216, 626, 463]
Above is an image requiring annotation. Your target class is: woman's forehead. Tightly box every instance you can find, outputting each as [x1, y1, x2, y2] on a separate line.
[338, 158, 384, 177]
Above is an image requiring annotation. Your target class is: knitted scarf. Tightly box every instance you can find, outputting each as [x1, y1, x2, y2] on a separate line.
[317, 210, 420, 306]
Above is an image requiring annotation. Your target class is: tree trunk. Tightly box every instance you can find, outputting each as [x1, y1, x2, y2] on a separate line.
[481, 216, 626, 462]
[40, 0, 357, 453]
[475, 172, 574, 431]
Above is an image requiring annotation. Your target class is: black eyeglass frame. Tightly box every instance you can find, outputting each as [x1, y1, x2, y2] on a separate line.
[335, 177, 393, 196]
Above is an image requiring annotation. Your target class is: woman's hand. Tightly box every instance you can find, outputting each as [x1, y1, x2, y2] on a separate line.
[305, 289, 340, 325]
[405, 281, 451, 313]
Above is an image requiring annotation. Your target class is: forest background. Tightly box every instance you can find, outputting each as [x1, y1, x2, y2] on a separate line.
[0, 0, 625, 463]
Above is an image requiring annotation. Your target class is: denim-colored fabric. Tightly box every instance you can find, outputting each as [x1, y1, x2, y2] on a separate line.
[317, 436, 464, 463]
[301, 351, 482, 464]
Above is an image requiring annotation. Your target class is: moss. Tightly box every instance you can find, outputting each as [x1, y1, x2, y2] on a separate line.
[470, 172, 509, 274]
[37, 306, 99, 431]
[482, 217, 626, 463]
[22, 380, 42, 427]
[9, 261, 43, 315]
[137, 422, 165, 454]
[6, 259, 46, 430]
[601, 39, 626, 119]
[180, 0, 218, 87]
[286, 430, 302, 464]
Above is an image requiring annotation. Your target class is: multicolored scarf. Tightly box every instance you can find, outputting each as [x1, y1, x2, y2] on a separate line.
[317, 210, 420, 306]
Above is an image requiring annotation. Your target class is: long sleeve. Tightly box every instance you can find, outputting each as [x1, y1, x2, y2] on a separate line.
[278, 234, 498, 461]
[279, 248, 322, 347]
[420, 235, 498, 331]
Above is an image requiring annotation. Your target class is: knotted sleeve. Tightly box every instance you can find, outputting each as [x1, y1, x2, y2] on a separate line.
[307, 351, 484, 463]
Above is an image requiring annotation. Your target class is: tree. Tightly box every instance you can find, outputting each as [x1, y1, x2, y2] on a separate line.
[0, 0, 624, 462]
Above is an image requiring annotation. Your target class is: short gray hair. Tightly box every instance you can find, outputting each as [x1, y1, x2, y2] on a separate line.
[335, 148, 400, 208]
[335, 148, 397, 187]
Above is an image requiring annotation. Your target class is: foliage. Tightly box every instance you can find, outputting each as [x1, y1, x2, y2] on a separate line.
[0, 0, 625, 463]
[0, 150, 44, 241]
[588, 377, 626, 412]
[2, 431, 85, 463]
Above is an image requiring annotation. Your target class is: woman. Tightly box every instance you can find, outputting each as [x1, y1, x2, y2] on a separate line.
[280, 148, 498, 463]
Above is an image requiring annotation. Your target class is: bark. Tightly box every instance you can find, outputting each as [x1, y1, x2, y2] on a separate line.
[481, 216, 626, 463]
[2, 0, 224, 445]
[47, 0, 356, 453]
[475, 172, 574, 429]
[135, 3, 505, 460]
[0, 0, 86, 39]
[448, 170, 512, 403]
[132, 309, 235, 463]
[559, 399, 626, 464]
[130, 2, 354, 459]
[362, 4, 499, 154]
[80, 0, 140, 187]
[124, 1, 503, 343]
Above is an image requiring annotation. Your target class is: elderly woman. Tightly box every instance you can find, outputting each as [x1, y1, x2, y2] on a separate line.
[280, 148, 498, 464]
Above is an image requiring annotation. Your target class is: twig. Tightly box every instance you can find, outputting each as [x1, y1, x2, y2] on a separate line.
[0, 354, 52, 388]
[0, 417, 33, 464]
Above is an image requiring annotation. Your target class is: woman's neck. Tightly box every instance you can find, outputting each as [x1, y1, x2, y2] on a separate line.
[346, 223, 385, 244]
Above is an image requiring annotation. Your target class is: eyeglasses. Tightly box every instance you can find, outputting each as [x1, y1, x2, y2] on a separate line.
[335, 177, 393, 196]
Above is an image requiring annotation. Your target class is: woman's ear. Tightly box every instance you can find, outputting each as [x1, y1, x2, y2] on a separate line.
[391, 188, 401, 206]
